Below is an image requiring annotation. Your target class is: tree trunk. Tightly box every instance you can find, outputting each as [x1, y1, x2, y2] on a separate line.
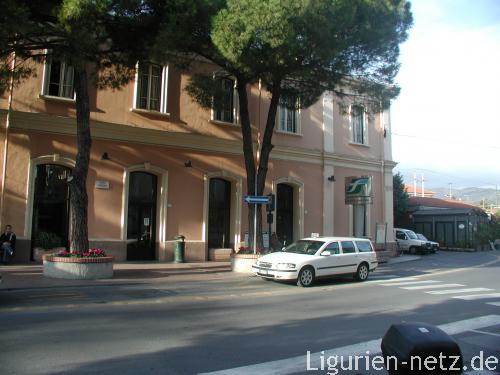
[257, 82, 281, 195]
[69, 66, 91, 253]
[236, 79, 262, 250]
[237, 80, 282, 251]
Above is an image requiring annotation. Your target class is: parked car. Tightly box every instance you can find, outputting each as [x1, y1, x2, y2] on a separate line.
[394, 228, 432, 254]
[416, 233, 439, 253]
[251, 236, 378, 287]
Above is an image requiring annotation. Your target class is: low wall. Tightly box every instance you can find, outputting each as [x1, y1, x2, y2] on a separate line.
[43, 256, 114, 280]
[231, 253, 260, 273]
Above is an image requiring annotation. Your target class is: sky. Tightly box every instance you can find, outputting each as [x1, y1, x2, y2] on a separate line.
[391, 0, 500, 189]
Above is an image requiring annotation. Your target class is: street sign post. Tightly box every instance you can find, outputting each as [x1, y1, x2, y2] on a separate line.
[243, 195, 272, 254]
[243, 195, 271, 204]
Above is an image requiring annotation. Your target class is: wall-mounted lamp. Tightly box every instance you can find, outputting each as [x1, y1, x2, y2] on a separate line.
[101, 152, 110, 161]
[327, 175, 335, 182]
[184, 160, 208, 174]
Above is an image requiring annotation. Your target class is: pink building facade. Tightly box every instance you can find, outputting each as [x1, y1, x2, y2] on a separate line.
[0, 58, 396, 262]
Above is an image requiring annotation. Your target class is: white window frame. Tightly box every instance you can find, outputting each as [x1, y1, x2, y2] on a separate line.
[277, 98, 301, 135]
[41, 54, 75, 100]
[133, 62, 169, 114]
[210, 76, 239, 125]
[350, 104, 368, 145]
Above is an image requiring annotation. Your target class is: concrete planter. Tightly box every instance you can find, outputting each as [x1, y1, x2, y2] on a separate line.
[230, 253, 260, 273]
[43, 255, 114, 280]
[34, 247, 66, 263]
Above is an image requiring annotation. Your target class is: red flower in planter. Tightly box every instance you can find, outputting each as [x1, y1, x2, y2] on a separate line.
[56, 249, 107, 258]
[238, 246, 263, 254]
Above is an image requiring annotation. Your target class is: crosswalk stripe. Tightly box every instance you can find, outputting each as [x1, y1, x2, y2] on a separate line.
[401, 283, 464, 290]
[380, 280, 439, 286]
[368, 276, 419, 283]
[427, 288, 494, 295]
[199, 315, 500, 375]
[368, 274, 399, 279]
[453, 293, 500, 301]
[486, 301, 500, 307]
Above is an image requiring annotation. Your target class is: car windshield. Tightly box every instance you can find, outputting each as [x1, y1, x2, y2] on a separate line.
[416, 234, 428, 241]
[406, 230, 418, 240]
[283, 240, 325, 255]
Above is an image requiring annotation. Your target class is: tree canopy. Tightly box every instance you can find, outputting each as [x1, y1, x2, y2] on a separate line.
[0, 0, 168, 252]
[393, 172, 410, 227]
[158, 0, 413, 247]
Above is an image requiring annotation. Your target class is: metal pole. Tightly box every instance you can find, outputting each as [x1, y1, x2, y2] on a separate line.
[253, 78, 262, 254]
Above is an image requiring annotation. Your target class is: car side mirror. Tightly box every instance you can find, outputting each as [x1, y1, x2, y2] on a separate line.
[321, 251, 331, 256]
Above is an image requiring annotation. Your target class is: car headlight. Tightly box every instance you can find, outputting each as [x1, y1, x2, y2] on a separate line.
[276, 263, 296, 269]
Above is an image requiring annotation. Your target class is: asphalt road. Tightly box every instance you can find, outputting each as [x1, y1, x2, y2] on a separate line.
[1, 251, 499, 375]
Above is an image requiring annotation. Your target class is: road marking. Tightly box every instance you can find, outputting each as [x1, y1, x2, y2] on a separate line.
[486, 301, 500, 307]
[380, 280, 440, 286]
[199, 315, 500, 375]
[369, 276, 420, 283]
[427, 288, 494, 295]
[470, 329, 500, 338]
[367, 274, 399, 279]
[454, 293, 500, 301]
[401, 283, 465, 290]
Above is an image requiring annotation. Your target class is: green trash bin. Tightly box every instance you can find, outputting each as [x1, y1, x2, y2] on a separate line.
[174, 235, 185, 263]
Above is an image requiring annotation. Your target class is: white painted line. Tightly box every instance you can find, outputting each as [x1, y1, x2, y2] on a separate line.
[401, 283, 464, 290]
[454, 293, 500, 301]
[199, 315, 500, 375]
[368, 276, 420, 283]
[470, 329, 500, 338]
[380, 280, 440, 286]
[427, 288, 494, 295]
[486, 301, 500, 307]
[368, 274, 399, 279]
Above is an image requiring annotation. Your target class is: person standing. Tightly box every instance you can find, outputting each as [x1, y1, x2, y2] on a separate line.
[0, 224, 16, 264]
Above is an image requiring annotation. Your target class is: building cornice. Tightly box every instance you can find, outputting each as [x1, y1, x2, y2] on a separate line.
[5, 110, 395, 172]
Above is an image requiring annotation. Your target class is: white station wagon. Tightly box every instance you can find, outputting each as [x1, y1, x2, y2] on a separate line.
[252, 237, 378, 287]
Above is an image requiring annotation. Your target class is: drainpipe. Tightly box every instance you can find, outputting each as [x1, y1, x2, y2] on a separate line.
[0, 52, 16, 228]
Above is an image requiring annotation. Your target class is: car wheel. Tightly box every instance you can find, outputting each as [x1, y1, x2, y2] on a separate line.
[297, 266, 315, 287]
[355, 263, 369, 281]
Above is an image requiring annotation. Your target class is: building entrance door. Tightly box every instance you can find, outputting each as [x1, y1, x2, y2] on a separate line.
[208, 178, 231, 249]
[127, 172, 157, 260]
[436, 222, 454, 247]
[31, 164, 71, 258]
[276, 183, 294, 246]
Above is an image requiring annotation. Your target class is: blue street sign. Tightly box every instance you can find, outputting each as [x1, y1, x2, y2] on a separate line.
[243, 195, 271, 204]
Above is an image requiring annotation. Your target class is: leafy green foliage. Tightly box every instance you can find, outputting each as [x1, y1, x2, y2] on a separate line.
[34, 232, 63, 250]
[0, 0, 167, 93]
[393, 172, 409, 226]
[475, 222, 500, 247]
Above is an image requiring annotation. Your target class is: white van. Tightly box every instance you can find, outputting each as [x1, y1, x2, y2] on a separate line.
[394, 228, 432, 254]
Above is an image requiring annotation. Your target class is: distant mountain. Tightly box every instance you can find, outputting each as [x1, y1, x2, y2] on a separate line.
[431, 187, 499, 207]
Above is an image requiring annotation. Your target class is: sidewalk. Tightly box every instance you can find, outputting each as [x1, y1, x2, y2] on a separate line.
[0, 261, 232, 290]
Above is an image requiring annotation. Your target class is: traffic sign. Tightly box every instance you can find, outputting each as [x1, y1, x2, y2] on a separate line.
[243, 195, 271, 204]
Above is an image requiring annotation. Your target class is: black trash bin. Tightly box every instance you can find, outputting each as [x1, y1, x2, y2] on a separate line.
[381, 322, 463, 374]
[174, 235, 185, 263]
